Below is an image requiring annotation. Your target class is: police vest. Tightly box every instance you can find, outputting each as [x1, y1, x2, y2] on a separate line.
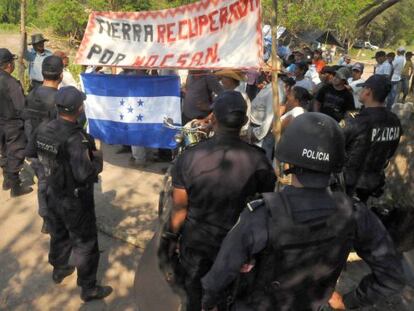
[36, 121, 80, 196]
[24, 87, 57, 132]
[248, 191, 356, 311]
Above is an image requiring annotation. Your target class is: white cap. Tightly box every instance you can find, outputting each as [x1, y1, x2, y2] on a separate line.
[397, 46, 406, 53]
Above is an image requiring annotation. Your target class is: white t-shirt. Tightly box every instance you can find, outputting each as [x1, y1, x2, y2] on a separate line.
[294, 78, 315, 93]
[391, 55, 406, 82]
[375, 62, 392, 77]
[281, 106, 305, 121]
[347, 78, 365, 109]
[305, 65, 321, 86]
[59, 69, 79, 89]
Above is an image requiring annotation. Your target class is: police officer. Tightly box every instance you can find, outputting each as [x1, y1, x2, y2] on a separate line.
[24, 55, 63, 233]
[342, 75, 402, 202]
[25, 86, 112, 301]
[201, 113, 405, 311]
[167, 91, 277, 311]
[0, 48, 33, 197]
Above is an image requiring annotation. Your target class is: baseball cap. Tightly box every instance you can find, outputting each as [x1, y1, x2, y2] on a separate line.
[397, 46, 406, 53]
[356, 75, 392, 99]
[352, 62, 364, 72]
[56, 86, 86, 113]
[213, 91, 247, 127]
[0, 48, 17, 64]
[335, 67, 351, 81]
[295, 61, 308, 71]
[373, 51, 386, 59]
[42, 55, 64, 75]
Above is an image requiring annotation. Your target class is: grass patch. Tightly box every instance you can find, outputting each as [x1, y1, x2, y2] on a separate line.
[0, 23, 20, 33]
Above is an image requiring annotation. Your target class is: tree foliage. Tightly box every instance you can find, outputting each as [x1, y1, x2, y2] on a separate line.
[0, 0, 412, 46]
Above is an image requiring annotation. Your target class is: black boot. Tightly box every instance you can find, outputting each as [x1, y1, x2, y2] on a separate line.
[81, 285, 113, 302]
[10, 184, 33, 197]
[2, 178, 11, 190]
[52, 266, 76, 284]
[41, 218, 50, 234]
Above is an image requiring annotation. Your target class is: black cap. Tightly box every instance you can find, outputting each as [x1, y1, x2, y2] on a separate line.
[213, 91, 247, 127]
[0, 48, 17, 64]
[356, 74, 392, 100]
[321, 66, 336, 74]
[42, 55, 63, 76]
[373, 51, 386, 59]
[56, 86, 86, 114]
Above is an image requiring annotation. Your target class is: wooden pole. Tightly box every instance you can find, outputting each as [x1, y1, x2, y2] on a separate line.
[18, 0, 27, 87]
[271, 0, 281, 144]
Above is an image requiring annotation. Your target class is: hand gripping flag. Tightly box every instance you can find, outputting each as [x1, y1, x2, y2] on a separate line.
[81, 74, 181, 149]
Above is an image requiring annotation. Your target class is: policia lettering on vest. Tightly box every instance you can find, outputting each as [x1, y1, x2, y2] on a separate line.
[342, 75, 402, 203]
[201, 113, 405, 311]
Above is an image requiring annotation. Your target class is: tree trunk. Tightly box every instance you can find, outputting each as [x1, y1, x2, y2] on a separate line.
[357, 0, 402, 28]
[18, 0, 26, 86]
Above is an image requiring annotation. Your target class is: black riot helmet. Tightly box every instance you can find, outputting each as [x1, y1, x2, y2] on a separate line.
[275, 113, 345, 174]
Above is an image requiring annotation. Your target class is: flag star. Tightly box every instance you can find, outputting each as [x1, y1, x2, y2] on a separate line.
[120, 99, 125, 106]
[136, 114, 144, 122]
[127, 106, 134, 113]
[137, 99, 144, 107]
[120, 113, 124, 120]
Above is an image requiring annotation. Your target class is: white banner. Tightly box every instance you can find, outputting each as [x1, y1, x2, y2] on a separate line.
[75, 0, 263, 70]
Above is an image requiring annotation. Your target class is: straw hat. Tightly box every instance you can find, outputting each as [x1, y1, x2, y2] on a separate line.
[215, 69, 246, 81]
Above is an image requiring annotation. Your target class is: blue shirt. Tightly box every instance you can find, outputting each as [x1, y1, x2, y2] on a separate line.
[24, 48, 52, 82]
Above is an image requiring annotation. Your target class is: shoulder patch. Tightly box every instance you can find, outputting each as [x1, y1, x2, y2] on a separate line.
[247, 199, 265, 212]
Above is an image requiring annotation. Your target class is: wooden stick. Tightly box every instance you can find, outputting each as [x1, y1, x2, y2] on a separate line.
[271, 0, 281, 145]
[18, 0, 27, 86]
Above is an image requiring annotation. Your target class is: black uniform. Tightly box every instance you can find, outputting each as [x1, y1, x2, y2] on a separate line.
[26, 117, 103, 289]
[171, 132, 277, 311]
[315, 84, 355, 122]
[342, 107, 402, 202]
[202, 186, 405, 311]
[24, 85, 57, 218]
[0, 69, 27, 187]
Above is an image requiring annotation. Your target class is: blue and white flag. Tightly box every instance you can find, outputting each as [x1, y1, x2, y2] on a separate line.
[81, 74, 181, 149]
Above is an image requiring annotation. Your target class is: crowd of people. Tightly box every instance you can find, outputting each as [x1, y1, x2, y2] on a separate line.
[0, 31, 411, 311]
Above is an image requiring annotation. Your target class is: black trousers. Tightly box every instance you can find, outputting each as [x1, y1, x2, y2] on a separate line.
[180, 247, 227, 311]
[47, 186, 100, 289]
[30, 158, 48, 217]
[0, 119, 27, 185]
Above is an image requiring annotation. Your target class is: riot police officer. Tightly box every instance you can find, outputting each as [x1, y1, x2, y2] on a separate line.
[24, 55, 63, 233]
[201, 113, 405, 311]
[342, 75, 402, 202]
[25, 86, 112, 301]
[168, 91, 277, 311]
[0, 48, 33, 197]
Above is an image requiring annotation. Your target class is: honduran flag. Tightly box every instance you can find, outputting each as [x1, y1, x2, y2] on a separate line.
[81, 74, 181, 149]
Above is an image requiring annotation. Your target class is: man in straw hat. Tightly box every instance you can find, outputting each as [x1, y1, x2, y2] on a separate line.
[24, 33, 52, 91]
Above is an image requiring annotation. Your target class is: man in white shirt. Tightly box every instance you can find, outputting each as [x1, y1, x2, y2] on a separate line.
[347, 63, 365, 109]
[54, 51, 79, 89]
[374, 51, 392, 77]
[387, 47, 406, 108]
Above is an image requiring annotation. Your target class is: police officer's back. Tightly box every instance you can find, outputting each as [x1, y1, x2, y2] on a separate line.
[0, 48, 32, 197]
[169, 91, 277, 311]
[342, 75, 402, 202]
[26, 86, 112, 301]
[24, 55, 63, 233]
[201, 113, 405, 311]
